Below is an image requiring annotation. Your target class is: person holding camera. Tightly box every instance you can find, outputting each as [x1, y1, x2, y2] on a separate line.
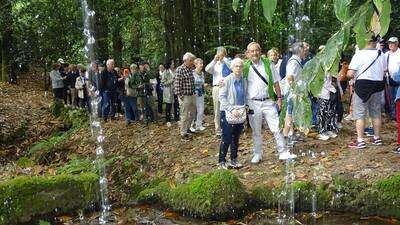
[218, 58, 247, 169]
[205, 47, 231, 137]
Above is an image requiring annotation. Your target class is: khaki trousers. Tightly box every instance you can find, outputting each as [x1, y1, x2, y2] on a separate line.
[179, 95, 196, 136]
[212, 86, 221, 134]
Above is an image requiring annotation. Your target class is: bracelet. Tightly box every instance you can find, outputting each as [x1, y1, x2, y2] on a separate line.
[277, 96, 283, 99]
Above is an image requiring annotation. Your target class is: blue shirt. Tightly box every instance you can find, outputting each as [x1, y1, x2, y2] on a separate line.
[234, 78, 245, 105]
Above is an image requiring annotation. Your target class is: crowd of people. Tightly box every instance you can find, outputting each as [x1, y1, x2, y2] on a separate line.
[49, 36, 400, 169]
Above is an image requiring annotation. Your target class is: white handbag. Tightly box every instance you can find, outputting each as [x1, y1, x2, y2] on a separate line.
[225, 105, 247, 124]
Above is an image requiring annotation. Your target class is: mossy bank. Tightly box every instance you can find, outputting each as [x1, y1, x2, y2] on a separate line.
[0, 173, 99, 224]
[137, 170, 400, 220]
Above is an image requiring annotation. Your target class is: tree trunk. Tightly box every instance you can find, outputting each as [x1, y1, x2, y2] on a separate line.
[1, 1, 12, 83]
[91, 0, 109, 63]
[112, 23, 123, 67]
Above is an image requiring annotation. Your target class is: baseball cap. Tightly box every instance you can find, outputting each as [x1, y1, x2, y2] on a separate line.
[388, 37, 399, 43]
[57, 58, 65, 64]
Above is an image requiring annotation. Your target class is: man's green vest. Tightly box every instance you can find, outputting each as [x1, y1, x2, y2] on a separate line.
[243, 56, 277, 101]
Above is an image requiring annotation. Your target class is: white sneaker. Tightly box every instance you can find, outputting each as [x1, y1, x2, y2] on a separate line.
[279, 151, 297, 160]
[344, 114, 353, 121]
[196, 126, 206, 131]
[166, 122, 171, 127]
[318, 133, 330, 141]
[251, 154, 262, 164]
[189, 127, 196, 133]
[337, 123, 343, 129]
[327, 131, 337, 138]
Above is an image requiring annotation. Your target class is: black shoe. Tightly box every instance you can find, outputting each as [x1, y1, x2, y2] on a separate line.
[181, 134, 190, 140]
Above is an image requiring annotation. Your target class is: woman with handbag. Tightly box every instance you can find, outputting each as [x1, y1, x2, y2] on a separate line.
[218, 58, 247, 169]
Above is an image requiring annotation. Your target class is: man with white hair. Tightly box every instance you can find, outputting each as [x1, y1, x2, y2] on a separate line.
[175, 52, 197, 139]
[205, 47, 231, 136]
[386, 37, 400, 120]
[99, 59, 118, 121]
[244, 42, 296, 162]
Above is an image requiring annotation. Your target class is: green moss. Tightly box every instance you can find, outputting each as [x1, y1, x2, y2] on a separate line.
[356, 174, 400, 218]
[138, 170, 248, 219]
[0, 173, 99, 224]
[57, 158, 95, 174]
[16, 157, 35, 168]
[329, 176, 367, 212]
[250, 184, 279, 209]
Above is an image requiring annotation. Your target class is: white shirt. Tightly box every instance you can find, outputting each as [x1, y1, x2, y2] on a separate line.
[205, 57, 230, 86]
[247, 59, 280, 100]
[349, 49, 387, 81]
[386, 48, 400, 77]
[281, 55, 303, 96]
[319, 73, 337, 100]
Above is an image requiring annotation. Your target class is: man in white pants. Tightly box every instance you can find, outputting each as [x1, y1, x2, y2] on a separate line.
[244, 42, 297, 163]
[205, 47, 231, 136]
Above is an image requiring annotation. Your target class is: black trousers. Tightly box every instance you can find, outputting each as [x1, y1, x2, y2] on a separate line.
[219, 111, 243, 163]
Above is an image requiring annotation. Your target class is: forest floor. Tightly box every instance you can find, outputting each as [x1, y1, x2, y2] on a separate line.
[1, 77, 400, 202]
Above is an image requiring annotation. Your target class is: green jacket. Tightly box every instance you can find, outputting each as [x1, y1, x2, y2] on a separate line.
[243, 57, 277, 101]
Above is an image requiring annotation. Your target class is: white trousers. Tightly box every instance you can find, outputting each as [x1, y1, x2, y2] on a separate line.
[212, 86, 221, 133]
[196, 95, 204, 128]
[247, 99, 286, 155]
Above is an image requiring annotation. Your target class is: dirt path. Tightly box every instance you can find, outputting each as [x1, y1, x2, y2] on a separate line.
[1, 78, 399, 196]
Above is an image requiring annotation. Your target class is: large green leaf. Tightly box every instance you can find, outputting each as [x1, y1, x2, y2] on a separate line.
[334, 0, 351, 22]
[309, 63, 325, 97]
[353, 8, 370, 49]
[261, 0, 277, 24]
[328, 53, 341, 76]
[232, 0, 240, 12]
[243, 0, 251, 21]
[379, 0, 391, 36]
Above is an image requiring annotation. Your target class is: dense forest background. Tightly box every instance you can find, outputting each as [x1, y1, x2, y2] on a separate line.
[0, 0, 399, 82]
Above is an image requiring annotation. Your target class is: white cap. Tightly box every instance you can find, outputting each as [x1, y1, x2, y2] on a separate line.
[57, 58, 65, 64]
[388, 37, 398, 43]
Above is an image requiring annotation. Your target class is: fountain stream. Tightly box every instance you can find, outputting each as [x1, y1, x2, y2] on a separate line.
[80, 0, 114, 224]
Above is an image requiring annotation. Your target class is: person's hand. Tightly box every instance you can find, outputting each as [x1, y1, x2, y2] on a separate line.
[219, 79, 225, 87]
[276, 98, 282, 111]
[214, 54, 220, 61]
[204, 83, 209, 87]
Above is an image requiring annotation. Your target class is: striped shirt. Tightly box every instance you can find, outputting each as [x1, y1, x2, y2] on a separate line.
[174, 64, 195, 96]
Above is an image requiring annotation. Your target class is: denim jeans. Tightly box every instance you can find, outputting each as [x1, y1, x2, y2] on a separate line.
[219, 111, 244, 163]
[123, 96, 139, 123]
[101, 91, 116, 118]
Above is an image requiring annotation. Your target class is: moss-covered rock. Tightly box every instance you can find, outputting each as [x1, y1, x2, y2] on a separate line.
[251, 174, 400, 219]
[138, 170, 248, 219]
[0, 173, 99, 224]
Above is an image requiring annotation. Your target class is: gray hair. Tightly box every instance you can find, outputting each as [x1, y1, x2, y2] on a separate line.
[230, 58, 244, 70]
[106, 59, 115, 66]
[182, 52, 196, 61]
[130, 63, 138, 69]
[216, 46, 227, 55]
[291, 42, 304, 55]
[247, 42, 261, 51]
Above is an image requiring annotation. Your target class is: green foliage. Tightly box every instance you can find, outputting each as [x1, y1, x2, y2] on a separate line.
[50, 100, 65, 117]
[285, 0, 392, 132]
[38, 220, 51, 225]
[261, 0, 277, 24]
[29, 133, 69, 163]
[0, 173, 99, 224]
[334, 0, 351, 22]
[232, 0, 239, 12]
[57, 158, 95, 175]
[16, 157, 35, 168]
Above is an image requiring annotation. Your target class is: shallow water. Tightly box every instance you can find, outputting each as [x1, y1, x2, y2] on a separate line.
[53, 205, 398, 225]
